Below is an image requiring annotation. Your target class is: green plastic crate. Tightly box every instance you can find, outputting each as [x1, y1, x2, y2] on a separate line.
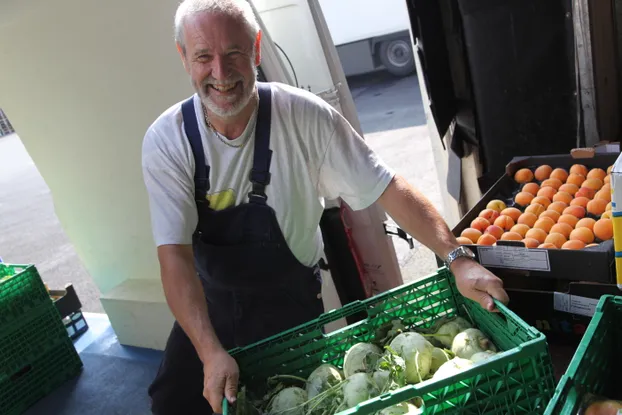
[0, 299, 71, 383]
[544, 295, 622, 415]
[0, 264, 50, 325]
[0, 336, 83, 415]
[225, 267, 556, 415]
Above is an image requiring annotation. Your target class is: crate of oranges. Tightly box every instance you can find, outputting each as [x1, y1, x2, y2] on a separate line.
[452, 152, 617, 283]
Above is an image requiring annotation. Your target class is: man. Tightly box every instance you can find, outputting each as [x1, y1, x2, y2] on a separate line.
[141, 0, 509, 414]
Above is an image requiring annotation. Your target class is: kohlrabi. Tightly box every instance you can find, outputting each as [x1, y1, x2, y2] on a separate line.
[389, 332, 434, 384]
[343, 343, 382, 377]
[451, 328, 497, 359]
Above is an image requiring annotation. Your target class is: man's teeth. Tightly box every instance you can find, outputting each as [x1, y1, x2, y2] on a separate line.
[211, 83, 237, 92]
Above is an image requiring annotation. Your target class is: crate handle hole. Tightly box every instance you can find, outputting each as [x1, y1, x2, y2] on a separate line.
[10, 364, 32, 382]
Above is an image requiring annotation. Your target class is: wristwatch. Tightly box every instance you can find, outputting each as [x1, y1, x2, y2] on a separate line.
[444, 246, 476, 268]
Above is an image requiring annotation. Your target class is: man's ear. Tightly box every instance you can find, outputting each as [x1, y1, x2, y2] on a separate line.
[254, 30, 262, 66]
[176, 42, 190, 73]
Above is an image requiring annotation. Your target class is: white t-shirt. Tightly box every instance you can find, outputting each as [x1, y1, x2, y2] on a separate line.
[141, 82, 395, 267]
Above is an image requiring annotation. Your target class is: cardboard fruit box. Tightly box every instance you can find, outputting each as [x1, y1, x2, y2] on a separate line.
[452, 152, 618, 283]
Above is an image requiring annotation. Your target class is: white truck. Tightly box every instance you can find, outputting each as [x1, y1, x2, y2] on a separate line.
[253, 0, 415, 82]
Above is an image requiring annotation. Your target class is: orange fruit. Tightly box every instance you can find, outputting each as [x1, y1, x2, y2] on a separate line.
[534, 165, 553, 181]
[540, 210, 560, 223]
[525, 228, 548, 244]
[526, 203, 546, 217]
[514, 168, 534, 183]
[562, 240, 586, 250]
[594, 219, 613, 241]
[533, 216, 555, 233]
[534, 217, 555, 233]
[569, 227, 595, 244]
[461, 228, 483, 244]
[500, 207, 522, 222]
[602, 183, 611, 194]
[570, 197, 590, 209]
[479, 209, 501, 222]
[567, 173, 585, 187]
[517, 212, 538, 228]
[457, 236, 474, 245]
[471, 217, 491, 232]
[587, 168, 607, 181]
[494, 215, 515, 231]
[563, 205, 586, 219]
[531, 196, 552, 209]
[587, 199, 608, 216]
[541, 178, 563, 190]
[586, 243, 599, 248]
[570, 164, 588, 177]
[545, 233, 567, 249]
[607, 165, 614, 175]
[485, 225, 504, 240]
[538, 243, 558, 249]
[550, 168, 569, 183]
[604, 175, 611, 184]
[576, 187, 596, 200]
[477, 234, 497, 246]
[575, 218, 596, 231]
[601, 211, 613, 220]
[582, 178, 604, 191]
[522, 238, 541, 248]
[606, 202, 612, 211]
[548, 201, 568, 214]
[537, 187, 557, 200]
[558, 183, 579, 196]
[558, 214, 579, 228]
[522, 182, 540, 196]
[511, 224, 531, 238]
[550, 222, 573, 238]
[515, 192, 535, 206]
[553, 191, 573, 205]
[595, 189, 611, 202]
[501, 232, 523, 241]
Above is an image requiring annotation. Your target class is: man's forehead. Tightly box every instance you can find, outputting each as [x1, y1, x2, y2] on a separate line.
[184, 12, 249, 44]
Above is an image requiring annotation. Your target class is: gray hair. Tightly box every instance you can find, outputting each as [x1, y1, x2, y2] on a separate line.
[174, 0, 260, 55]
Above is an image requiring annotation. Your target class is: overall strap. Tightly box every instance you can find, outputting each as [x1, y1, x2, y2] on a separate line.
[248, 82, 273, 204]
[181, 97, 210, 202]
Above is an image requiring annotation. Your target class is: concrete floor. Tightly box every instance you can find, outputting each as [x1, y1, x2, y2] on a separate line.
[0, 71, 442, 313]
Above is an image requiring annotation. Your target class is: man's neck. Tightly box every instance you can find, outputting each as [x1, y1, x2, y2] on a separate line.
[204, 92, 258, 140]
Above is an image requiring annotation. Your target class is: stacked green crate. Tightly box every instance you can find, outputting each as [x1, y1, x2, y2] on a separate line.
[544, 295, 622, 414]
[0, 264, 83, 415]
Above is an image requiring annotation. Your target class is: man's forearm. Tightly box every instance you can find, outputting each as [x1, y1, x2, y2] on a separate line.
[158, 244, 222, 362]
[378, 175, 459, 259]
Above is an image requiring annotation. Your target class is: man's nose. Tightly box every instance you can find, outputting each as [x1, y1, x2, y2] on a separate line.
[211, 55, 230, 80]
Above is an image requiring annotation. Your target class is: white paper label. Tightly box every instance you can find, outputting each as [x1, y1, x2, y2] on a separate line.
[553, 293, 599, 317]
[477, 246, 551, 271]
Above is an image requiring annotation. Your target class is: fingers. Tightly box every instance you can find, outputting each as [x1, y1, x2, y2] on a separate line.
[204, 375, 224, 413]
[225, 368, 239, 403]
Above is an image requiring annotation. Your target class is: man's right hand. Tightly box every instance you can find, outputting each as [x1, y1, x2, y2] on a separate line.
[202, 347, 239, 413]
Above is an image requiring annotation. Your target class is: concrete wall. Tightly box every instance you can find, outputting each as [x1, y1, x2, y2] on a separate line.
[1, 0, 190, 294]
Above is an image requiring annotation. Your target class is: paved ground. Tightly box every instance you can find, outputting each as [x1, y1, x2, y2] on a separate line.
[0, 70, 441, 312]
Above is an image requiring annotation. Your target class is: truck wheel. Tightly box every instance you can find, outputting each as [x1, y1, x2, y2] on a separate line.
[379, 38, 415, 77]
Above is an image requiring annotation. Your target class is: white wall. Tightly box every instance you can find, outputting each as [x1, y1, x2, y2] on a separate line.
[1, 0, 191, 294]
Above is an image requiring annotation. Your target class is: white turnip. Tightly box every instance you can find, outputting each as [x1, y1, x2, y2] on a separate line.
[343, 343, 382, 377]
[389, 332, 434, 384]
[342, 372, 379, 408]
[451, 329, 497, 359]
[268, 387, 307, 415]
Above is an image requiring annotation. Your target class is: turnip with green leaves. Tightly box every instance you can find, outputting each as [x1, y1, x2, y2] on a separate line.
[433, 317, 473, 348]
[342, 372, 379, 408]
[430, 347, 453, 374]
[451, 328, 497, 359]
[305, 364, 343, 399]
[372, 351, 406, 391]
[343, 343, 382, 377]
[268, 387, 307, 415]
[389, 332, 434, 384]
[432, 357, 474, 380]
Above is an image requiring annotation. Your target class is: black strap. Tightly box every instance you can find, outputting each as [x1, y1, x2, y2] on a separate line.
[248, 82, 273, 204]
[181, 97, 210, 202]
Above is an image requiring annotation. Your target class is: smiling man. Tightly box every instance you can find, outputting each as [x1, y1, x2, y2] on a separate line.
[141, 0, 509, 414]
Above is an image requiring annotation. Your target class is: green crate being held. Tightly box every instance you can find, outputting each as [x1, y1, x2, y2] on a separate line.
[544, 295, 622, 415]
[0, 264, 50, 325]
[223, 267, 557, 415]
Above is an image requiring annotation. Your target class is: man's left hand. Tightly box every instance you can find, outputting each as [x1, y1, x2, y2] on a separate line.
[451, 258, 509, 312]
